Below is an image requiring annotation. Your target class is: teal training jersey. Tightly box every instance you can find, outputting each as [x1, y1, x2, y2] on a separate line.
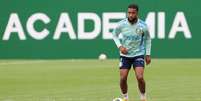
[112, 18, 151, 57]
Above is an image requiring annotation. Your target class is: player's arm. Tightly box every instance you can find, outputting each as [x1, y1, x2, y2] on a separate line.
[112, 24, 128, 54]
[144, 27, 151, 65]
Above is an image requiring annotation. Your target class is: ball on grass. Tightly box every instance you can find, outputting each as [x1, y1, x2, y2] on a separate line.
[98, 53, 107, 60]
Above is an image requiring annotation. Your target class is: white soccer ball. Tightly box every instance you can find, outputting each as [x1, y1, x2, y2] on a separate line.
[98, 53, 107, 60]
[113, 98, 123, 101]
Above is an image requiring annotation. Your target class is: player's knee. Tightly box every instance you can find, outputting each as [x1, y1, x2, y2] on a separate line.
[120, 76, 127, 82]
[136, 75, 144, 82]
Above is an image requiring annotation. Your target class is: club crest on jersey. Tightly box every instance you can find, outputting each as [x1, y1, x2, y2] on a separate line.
[136, 27, 143, 35]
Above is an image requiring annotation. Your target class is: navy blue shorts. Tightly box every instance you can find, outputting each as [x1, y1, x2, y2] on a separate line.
[119, 55, 145, 69]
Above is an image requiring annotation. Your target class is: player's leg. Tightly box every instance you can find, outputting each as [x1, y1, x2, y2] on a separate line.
[133, 56, 147, 101]
[134, 67, 146, 100]
[119, 56, 132, 101]
[120, 69, 129, 96]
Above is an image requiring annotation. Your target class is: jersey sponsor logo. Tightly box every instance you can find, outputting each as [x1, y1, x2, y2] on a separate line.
[125, 35, 141, 41]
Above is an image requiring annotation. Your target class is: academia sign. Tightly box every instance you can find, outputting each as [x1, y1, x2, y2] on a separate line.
[0, 0, 200, 58]
[2, 12, 191, 40]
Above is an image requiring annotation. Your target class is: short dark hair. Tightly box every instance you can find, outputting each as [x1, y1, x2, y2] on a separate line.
[128, 4, 139, 11]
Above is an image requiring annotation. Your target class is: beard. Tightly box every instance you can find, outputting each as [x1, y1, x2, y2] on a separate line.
[128, 17, 137, 24]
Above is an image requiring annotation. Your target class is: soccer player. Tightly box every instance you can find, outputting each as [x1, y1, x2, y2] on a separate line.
[112, 4, 151, 101]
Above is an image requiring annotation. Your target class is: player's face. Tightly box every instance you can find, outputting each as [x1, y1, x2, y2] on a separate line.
[127, 8, 138, 23]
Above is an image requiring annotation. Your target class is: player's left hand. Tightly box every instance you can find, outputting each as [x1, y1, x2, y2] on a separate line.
[145, 55, 151, 65]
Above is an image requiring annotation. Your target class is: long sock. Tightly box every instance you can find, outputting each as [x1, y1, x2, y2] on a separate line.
[140, 93, 146, 100]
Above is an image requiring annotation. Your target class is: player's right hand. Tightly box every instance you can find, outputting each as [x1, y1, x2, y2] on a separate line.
[119, 46, 128, 54]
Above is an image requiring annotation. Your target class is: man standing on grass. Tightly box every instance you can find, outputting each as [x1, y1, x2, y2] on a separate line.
[112, 3, 151, 101]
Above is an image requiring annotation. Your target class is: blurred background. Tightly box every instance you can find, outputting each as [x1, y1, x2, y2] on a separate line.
[0, 0, 200, 101]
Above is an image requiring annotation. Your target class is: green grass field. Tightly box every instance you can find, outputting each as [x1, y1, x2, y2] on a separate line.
[0, 59, 200, 101]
